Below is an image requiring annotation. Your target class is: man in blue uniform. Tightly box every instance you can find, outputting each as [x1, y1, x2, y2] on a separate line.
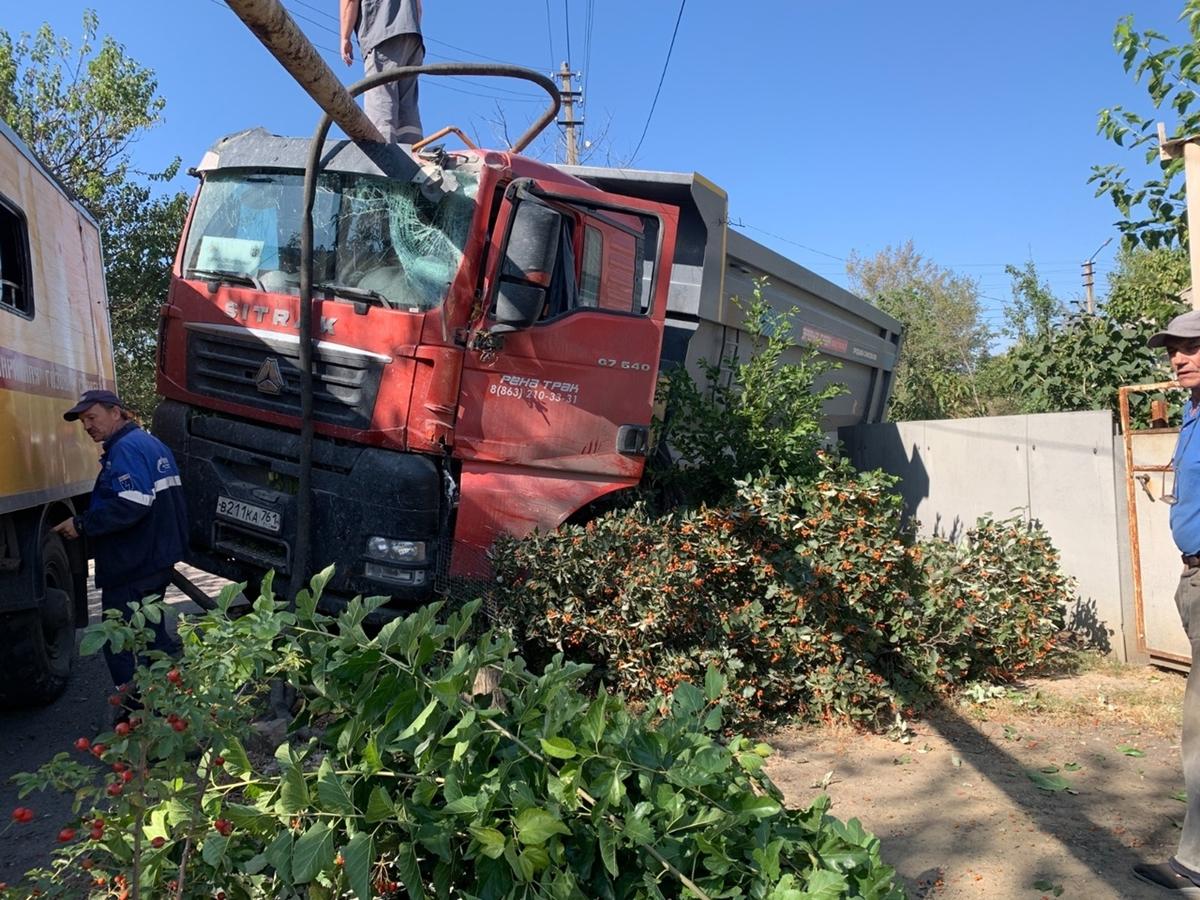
[339, 0, 424, 143]
[52, 390, 188, 691]
[1136, 310, 1200, 897]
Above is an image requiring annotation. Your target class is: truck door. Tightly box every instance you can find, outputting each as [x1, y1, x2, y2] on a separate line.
[454, 179, 678, 549]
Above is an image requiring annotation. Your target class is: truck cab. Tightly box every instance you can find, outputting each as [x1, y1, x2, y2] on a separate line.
[153, 129, 678, 607]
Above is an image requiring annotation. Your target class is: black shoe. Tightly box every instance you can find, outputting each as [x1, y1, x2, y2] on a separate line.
[1133, 859, 1200, 896]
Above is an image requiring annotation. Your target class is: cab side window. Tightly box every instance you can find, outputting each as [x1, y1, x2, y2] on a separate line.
[541, 209, 651, 321]
[0, 194, 33, 318]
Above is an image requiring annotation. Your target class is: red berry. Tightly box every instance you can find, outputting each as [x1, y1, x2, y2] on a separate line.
[91, 743, 106, 758]
[89, 826, 104, 840]
[57, 827, 76, 843]
[74, 737, 91, 752]
[150, 836, 165, 848]
[213, 756, 225, 767]
[166, 668, 182, 684]
[214, 818, 232, 836]
[121, 770, 134, 783]
[91, 816, 105, 827]
[106, 782, 123, 797]
[108, 694, 123, 707]
[11, 807, 34, 824]
[129, 717, 142, 728]
[80, 858, 94, 870]
[335, 854, 345, 867]
[114, 722, 130, 736]
[171, 719, 187, 733]
[216, 893, 226, 900]
[111, 762, 127, 773]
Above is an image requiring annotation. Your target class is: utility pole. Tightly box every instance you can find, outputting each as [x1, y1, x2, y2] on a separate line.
[1159, 122, 1200, 311]
[1081, 237, 1111, 315]
[557, 61, 582, 165]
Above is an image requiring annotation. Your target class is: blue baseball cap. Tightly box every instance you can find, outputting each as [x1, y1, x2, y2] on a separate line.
[63, 389, 127, 421]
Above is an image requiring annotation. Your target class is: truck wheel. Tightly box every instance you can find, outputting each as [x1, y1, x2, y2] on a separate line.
[0, 532, 77, 707]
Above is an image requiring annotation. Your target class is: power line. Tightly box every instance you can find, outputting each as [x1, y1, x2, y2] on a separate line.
[630, 0, 687, 163]
[580, 0, 596, 148]
[544, 0, 557, 73]
[200, 0, 543, 106]
[563, 0, 573, 68]
[730, 219, 846, 262]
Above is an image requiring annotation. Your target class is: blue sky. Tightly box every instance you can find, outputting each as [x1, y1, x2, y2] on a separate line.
[3, 1, 1189, 332]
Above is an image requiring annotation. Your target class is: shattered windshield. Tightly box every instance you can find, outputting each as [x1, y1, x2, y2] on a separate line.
[182, 166, 480, 311]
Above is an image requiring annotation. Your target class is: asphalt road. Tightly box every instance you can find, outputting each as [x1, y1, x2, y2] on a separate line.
[0, 566, 230, 884]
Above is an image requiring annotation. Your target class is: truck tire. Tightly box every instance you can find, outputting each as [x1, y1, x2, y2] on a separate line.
[0, 531, 77, 707]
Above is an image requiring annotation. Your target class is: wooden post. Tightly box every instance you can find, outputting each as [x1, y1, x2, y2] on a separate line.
[1159, 123, 1200, 310]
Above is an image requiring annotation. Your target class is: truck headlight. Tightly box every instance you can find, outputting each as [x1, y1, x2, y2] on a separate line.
[365, 537, 426, 563]
[364, 563, 427, 586]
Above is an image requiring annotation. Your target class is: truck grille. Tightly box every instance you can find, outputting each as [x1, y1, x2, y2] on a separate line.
[185, 322, 385, 429]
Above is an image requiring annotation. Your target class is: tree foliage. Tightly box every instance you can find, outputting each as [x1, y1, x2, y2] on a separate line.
[9, 575, 904, 899]
[1003, 260, 1064, 343]
[0, 12, 186, 416]
[649, 279, 843, 507]
[1003, 314, 1168, 419]
[1090, 2, 1200, 249]
[846, 241, 990, 421]
[1103, 245, 1190, 324]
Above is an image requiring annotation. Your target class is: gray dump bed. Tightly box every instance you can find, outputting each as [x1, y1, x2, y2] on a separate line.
[561, 166, 902, 429]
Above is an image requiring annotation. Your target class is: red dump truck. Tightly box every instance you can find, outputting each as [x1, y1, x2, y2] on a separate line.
[151, 48, 900, 611]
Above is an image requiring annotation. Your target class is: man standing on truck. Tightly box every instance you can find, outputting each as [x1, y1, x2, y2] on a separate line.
[51, 390, 188, 696]
[339, 0, 424, 143]
[1135, 310, 1200, 897]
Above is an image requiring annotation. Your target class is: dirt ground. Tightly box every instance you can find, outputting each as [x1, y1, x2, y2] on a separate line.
[765, 663, 1190, 899]
[0, 587, 1192, 899]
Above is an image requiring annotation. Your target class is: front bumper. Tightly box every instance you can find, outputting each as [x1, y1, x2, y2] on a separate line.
[153, 401, 444, 606]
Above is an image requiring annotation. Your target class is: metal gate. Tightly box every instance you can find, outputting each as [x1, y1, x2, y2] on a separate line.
[1120, 382, 1190, 670]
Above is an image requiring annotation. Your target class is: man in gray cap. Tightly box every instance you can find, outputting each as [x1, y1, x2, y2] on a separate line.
[52, 390, 188, 701]
[1136, 309, 1200, 896]
[339, 0, 424, 144]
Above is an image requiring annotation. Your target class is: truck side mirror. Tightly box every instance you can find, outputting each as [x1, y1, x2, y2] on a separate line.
[490, 200, 562, 333]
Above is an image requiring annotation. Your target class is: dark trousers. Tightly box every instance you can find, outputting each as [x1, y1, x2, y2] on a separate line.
[99, 568, 177, 688]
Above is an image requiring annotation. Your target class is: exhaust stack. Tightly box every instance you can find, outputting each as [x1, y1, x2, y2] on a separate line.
[223, 0, 385, 142]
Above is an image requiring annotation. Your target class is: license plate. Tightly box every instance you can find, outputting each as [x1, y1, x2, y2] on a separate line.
[216, 496, 281, 533]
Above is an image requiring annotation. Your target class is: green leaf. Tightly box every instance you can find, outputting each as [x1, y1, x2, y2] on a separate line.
[343, 831, 373, 900]
[1118, 745, 1146, 757]
[79, 629, 108, 657]
[365, 785, 395, 823]
[598, 822, 619, 877]
[220, 737, 253, 779]
[514, 807, 570, 845]
[738, 795, 782, 819]
[539, 737, 578, 760]
[469, 826, 507, 859]
[201, 832, 228, 867]
[703, 665, 727, 702]
[264, 831, 293, 882]
[293, 821, 335, 884]
[1026, 770, 1073, 792]
[396, 699, 439, 741]
[396, 842, 426, 900]
[316, 758, 357, 815]
[581, 695, 606, 746]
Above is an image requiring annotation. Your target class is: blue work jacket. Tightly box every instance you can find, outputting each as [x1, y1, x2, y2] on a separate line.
[76, 422, 189, 589]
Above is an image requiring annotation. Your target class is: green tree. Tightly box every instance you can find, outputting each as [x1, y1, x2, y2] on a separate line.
[1090, 2, 1200, 249]
[0, 11, 187, 417]
[846, 241, 991, 420]
[1003, 316, 1167, 419]
[1003, 260, 1064, 343]
[1104, 245, 1190, 324]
